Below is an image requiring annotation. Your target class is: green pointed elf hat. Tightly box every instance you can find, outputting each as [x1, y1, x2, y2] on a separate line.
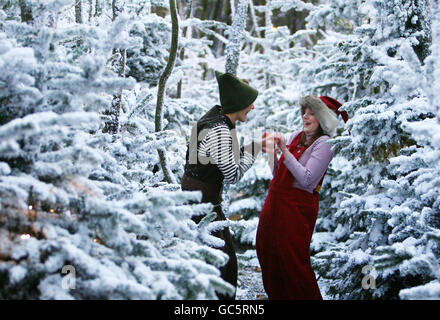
[215, 71, 259, 114]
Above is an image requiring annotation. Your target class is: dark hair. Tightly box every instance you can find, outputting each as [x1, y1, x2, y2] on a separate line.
[299, 105, 325, 147]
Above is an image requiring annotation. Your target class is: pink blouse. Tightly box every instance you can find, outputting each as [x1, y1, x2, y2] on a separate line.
[272, 131, 333, 193]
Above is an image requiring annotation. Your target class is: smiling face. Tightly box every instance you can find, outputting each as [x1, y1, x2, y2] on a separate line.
[302, 107, 320, 135]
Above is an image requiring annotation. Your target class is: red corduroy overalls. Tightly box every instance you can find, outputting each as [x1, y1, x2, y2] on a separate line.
[256, 132, 323, 300]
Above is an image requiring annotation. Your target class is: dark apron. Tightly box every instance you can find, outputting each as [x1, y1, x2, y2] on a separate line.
[256, 132, 323, 300]
[181, 174, 237, 300]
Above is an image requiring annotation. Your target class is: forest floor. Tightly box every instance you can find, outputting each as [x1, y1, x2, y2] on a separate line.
[236, 249, 267, 300]
[236, 264, 267, 300]
[235, 249, 330, 300]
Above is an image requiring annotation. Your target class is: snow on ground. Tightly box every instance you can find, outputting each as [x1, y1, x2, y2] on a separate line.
[236, 250, 267, 300]
[235, 249, 332, 300]
[236, 264, 267, 300]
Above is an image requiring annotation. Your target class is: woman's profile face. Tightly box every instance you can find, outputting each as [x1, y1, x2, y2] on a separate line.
[302, 107, 320, 135]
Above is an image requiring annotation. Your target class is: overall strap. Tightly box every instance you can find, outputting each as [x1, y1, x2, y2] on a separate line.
[313, 171, 326, 194]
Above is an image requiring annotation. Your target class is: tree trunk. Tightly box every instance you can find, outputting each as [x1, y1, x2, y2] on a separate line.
[155, 0, 179, 184]
[177, 0, 196, 99]
[210, 0, 225, 55]
[229, 0, 236, 20]
[103, 0, 125, 134]
[249, 0, 262, 53]
[88, 0, 93, 22]
[75, 0, 83, 24]
[75, 1, 84, 49]
[94, 0, 102, 17]
[225, 0, 249, 75]
[264, 0, 272, 88]
[19, 0, 33, 23]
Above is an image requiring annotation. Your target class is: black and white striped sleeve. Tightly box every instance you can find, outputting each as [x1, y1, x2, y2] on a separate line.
[203, 124, 257, 184]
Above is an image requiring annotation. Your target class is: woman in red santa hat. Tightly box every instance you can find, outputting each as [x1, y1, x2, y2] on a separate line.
[256, 95, 348, 300]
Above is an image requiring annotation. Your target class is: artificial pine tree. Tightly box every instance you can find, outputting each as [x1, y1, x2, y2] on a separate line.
[300, 0, 440, 299]
[225, 0, 439, 299]
[0, 0, 234, 299]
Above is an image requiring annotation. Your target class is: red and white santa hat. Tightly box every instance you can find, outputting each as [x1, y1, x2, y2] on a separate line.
[299, 95, 348, 137]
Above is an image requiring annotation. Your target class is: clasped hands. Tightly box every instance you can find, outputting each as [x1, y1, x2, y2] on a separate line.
[260, 132, 287, 155]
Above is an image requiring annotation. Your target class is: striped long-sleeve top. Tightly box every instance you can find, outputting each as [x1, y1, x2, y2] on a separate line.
[184, 106, 261, 185]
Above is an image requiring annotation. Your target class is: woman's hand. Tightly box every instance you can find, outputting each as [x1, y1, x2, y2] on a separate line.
[272, 133, 287, 152]
[261, 132, 276, 155]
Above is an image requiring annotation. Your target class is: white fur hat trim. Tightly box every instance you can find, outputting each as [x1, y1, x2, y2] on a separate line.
[299, 95, 339, 137]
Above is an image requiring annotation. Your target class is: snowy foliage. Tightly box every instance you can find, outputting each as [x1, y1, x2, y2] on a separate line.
[303, 0, 440, 300]
[1, 0, 439, 300]
[229, 0, 440, 300]
[0, 1, 233, 299]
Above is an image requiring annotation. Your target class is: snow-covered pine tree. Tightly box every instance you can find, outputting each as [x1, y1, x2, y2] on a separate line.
[293, 0, 377, 251]
[378, 0, 440, 299]
[0, 0, 234, 299]
[300, 0, 439, 299]
[125, 3, 169, 87]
